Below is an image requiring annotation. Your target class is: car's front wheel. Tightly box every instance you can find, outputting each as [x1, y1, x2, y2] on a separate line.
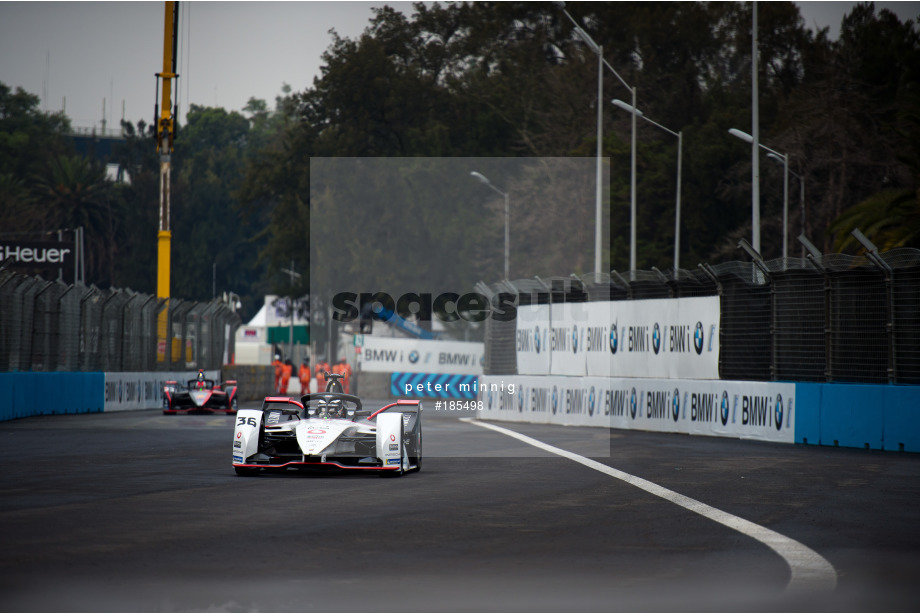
[381, 421, 406, 477]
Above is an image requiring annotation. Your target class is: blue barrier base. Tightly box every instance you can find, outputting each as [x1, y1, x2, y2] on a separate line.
[795, 382, 919, 452]
[0, 373, 105, 421]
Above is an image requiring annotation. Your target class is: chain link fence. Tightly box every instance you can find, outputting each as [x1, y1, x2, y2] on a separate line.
[479, 247, 920, 384]
[0, 270, 241, 373]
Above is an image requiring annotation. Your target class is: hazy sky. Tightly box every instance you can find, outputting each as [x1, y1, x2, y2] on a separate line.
[1, 2, 917, 133]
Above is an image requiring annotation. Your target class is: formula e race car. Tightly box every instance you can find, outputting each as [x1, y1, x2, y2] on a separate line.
[231, 392, 422, 476]
[163, 370, 239, 414]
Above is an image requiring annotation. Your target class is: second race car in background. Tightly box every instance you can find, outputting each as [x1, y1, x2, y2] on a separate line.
[163, 370, 239, 414]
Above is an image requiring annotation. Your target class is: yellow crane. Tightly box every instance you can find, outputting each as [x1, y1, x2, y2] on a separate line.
[156, 1, 179, 362]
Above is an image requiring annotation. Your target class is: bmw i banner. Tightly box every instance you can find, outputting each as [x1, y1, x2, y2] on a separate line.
[549, 302, 589, 376]
[515, 304, 550, 375]
[516, 297, 719, 380]
[358, 336, 484, 375]
[600, 296, 719, 379]
[478, 375, 795, 445]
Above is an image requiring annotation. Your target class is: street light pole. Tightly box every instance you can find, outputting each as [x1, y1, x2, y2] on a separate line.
[766, 152, 789, 259]
[729, 128, 789, 259]
[570, 22, 605, 281]
[751, 2, 761, 253]
[629, 86, 637, 276]
[595, 45, 604, 282]
[280, 260, 301, 360]
[557, 2, 637, 278]
[613, 99, 683, 277]
[769, 154, 805, 259]
[674, 130, 682, 274]
[470, 171, 509, 280]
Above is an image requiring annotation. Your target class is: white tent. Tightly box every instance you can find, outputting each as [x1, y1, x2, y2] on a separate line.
[235, 295, 309, 365]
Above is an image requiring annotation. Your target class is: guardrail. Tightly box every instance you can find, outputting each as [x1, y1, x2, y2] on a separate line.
[475, 374, 920, 452]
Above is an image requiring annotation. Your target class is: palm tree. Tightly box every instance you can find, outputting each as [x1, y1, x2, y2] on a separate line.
[0, 172, 39, 230]
[830, 188, 920, 253]
[33, 155, 118, 285]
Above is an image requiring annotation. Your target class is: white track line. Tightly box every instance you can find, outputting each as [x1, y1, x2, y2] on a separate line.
[462, 418, 837, 593]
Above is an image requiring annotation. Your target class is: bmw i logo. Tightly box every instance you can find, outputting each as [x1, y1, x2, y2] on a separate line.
[652, 323, 661, 354]
[694, 322, 704, 355]
[630, 387, 637, 419]
[588, 386, 595, 417]
[552, 386, 558, 415]
[672, 388, 680, 422]
[609, 323, 618, 354]
[721, 391, 730, 426]
[572, 325, 578, 353]
[408, 351, 419, 364]
[534, 326, 541, 354]
[775, 394, 784, 431]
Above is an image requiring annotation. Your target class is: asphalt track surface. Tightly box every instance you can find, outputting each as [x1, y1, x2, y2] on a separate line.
[1, 400, 919, 612]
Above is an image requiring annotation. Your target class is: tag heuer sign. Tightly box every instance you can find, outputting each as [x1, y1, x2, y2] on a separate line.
[0, 241, 75, 271]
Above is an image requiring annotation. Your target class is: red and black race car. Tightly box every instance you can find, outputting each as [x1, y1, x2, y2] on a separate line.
[163, 370, 239, 414]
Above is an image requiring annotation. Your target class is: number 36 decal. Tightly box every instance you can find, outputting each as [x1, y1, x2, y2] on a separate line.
[237, 416, 258, 427]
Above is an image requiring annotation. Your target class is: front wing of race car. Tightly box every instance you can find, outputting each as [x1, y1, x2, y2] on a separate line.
[232, 397, 422, 476]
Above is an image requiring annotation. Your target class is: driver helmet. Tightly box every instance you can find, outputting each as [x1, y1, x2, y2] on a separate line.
[196, 370, 206, 389]
[327, 399, 346, 419]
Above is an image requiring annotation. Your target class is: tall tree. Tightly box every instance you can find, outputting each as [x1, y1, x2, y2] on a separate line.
[32, 154, 117, 284]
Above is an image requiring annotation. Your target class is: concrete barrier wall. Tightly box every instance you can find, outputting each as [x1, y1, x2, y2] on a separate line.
[473, 375, 920, 453]
[221, 365, 274, 401]
[0, 372, 105, 421]
[0, 368, 269, 421]
[104, 370, 219, 412]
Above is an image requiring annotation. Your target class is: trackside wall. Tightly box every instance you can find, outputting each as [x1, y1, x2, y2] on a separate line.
[0, 372, 105, 421]
[0, 370, 219, 421]
[475, 375, 920, 452]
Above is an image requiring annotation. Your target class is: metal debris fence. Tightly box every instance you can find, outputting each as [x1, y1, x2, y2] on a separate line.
[0, 270, 241, 373]
[479, 247, 920, 384]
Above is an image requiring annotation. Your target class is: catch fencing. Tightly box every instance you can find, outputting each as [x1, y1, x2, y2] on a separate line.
[0, 270, 241, 373]
[480, 247, 920, 385]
